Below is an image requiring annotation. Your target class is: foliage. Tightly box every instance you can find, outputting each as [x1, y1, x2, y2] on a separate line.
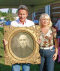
[0, 28, 4, 65]
[0, 28, 4, 48]
[8, 8, 12, 14]
[5, 13, 14, 21]
[0, 10, 14, 21]
[0, 11, 7, 17]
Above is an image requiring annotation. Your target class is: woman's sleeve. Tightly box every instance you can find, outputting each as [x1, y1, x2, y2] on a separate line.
[52, 27, 57, 39]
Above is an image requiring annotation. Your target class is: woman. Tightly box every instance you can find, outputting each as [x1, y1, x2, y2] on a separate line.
[37, 13, 58, 71]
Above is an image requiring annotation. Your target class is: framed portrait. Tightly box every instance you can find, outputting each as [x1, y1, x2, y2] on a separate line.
[4, 26, 41, 65]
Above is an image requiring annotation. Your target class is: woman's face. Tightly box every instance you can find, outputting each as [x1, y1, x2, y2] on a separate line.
[40, 16, 50, 27]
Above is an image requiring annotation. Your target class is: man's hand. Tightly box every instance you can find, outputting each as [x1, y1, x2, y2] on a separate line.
[3, 39, 8, 46]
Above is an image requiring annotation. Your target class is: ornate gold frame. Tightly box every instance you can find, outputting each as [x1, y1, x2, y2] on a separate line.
[4, 25, 41, 65]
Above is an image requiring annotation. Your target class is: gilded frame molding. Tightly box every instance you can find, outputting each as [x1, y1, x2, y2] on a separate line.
[4, 25, 41, 65]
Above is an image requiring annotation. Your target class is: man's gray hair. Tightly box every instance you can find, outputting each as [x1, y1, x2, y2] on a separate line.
[18, 5, 29, 12]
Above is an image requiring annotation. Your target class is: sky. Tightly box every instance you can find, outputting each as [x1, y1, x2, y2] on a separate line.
[0, 8, 17, 13]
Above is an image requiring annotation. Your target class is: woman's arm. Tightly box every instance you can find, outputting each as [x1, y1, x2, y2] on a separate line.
[53, 38, 58, 61]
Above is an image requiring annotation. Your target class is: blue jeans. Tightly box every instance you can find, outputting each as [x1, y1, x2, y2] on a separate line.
[39, 47, 55, 71]
[12, 64, 30, 71]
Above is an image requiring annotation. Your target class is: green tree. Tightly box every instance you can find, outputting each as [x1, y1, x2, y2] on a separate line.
[8, 8, 12, 14]
[0, 11, 2, 17]
[5, 13, 14, 21]
[2, 12, 7, 16]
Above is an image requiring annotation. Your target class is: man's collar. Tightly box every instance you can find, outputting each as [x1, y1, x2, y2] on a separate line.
[16, 18, 27, 25]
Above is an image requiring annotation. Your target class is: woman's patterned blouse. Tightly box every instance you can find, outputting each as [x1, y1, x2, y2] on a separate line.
[39, 27, 57, 48]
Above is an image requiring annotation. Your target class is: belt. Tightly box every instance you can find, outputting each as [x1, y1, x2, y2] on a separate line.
[40, 45, 54, 50]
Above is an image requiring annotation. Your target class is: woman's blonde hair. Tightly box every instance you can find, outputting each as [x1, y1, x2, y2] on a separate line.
[39, 13, 52, 28]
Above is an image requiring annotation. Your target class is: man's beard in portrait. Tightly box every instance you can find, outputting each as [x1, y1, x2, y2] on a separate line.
[19, 42, 27, 48]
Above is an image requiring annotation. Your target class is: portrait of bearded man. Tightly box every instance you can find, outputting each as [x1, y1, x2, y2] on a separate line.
[11, 33, 34, 58]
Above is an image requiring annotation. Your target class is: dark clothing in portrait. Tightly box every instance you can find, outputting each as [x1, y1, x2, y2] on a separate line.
[12, 46, 33, 58]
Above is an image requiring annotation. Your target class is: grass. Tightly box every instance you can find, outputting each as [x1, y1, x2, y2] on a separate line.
[0, 27, 60, 71]
[54, 62, 60, 71]
[0, 28, 4, 64]
[0, 64, 12, 71]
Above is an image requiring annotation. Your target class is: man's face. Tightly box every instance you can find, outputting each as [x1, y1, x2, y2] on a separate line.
[18, 9, 28, 23]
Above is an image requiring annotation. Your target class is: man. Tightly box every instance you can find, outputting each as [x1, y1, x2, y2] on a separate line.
[54, 19, 60, 37]
[5, 19, 11, 25]
[10, 5, 34, 71]
[18, 34, 31, 49]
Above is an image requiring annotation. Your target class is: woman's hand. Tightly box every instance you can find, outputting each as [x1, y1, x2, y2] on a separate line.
[37, 39, 41, 45]
[53, 53, 58, 61]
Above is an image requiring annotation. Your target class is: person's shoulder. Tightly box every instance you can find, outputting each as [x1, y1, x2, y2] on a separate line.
[56, 19, 60, 24]
[27, 19, 34, 22]
[26, 19, 34, 25]
[11, 20, 18, 26]
[52, 27, 57, 32]
[11, 20, 17, 24]
[57, 19, 60, 22]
